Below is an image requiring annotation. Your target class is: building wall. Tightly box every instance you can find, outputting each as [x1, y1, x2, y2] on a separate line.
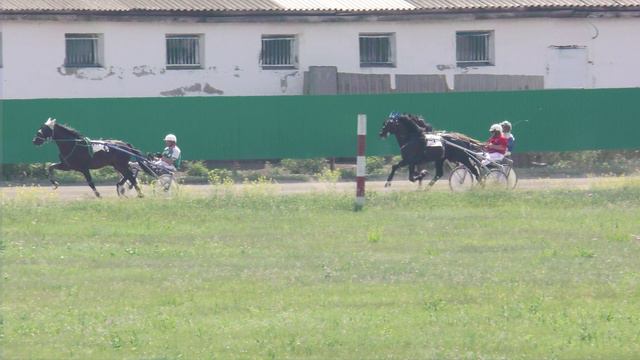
[1, 16, 639, 100]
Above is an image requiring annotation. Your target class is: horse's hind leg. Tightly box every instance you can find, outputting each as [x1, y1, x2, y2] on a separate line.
[414, 164, 429, 186]
[459, 157, 481, 183]
[48, 162, 69, 189]
[115, 164, 143, 198]
[427, 159, 444, 187]
[80, 169, 100, 198]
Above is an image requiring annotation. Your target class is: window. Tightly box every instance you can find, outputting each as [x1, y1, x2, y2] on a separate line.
[456, 31, 494, 67]
[166, 34, 203, 69]
[359, 33, 395, 67]
[261, 35, 297, 69]
[65, 33, 103, 68]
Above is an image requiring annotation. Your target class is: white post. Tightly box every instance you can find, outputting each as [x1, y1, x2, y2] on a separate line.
[356, 114, 367, 208]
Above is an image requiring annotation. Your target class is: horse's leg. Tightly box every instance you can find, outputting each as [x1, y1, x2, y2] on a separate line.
[417, 164, 429, 185]
[427, 159, 445, 187]
[115, 164, 143, 198]
[460, 156, 481, 183]
[408, 164, 417, 182]
[385, 159, 407, 187]
[408, 164, 427, 183]
[80, 169, 100, 198]
[47, 162, 70, 189]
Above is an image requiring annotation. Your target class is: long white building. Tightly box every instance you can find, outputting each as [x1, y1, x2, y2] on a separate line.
[1, 0, 640, 99]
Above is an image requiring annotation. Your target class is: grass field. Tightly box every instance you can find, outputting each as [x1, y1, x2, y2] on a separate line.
[2, 180, 640, 359]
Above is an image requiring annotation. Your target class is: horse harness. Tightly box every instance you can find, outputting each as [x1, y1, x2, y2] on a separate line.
[39, 127, 97, 165]
[400, 132, 446, 159]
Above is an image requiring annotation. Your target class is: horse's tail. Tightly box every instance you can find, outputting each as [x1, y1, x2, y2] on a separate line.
[441, 132, 484, 152]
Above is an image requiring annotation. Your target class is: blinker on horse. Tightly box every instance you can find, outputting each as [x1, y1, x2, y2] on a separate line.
[32, 118, 145, 197]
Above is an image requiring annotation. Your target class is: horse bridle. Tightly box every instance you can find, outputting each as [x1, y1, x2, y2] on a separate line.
[34, 127, 53, 143]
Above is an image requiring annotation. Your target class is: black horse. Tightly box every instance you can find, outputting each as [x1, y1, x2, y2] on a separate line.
[32, 118, 146, 197]
[379, 113, 481, 187]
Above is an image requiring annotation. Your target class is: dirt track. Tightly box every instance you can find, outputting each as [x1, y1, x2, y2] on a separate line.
[2, 176, 635, 201]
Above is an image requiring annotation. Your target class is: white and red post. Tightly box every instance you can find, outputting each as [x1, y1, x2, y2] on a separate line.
[356, 114, 367, 208]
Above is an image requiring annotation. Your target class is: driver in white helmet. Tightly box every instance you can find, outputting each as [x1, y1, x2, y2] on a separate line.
[500, 121, 515, 156]
[482, 124, 508, 165]
[153, 134, 181, 172]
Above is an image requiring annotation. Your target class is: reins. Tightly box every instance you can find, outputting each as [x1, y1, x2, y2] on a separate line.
[43, 125, 95, 164]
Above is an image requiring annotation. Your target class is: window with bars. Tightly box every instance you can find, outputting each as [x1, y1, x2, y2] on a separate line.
[261, 35, 297, 69]
[456, 31, 494, 67]
[65, 34, 102, 68]
[359, 33, 395, 67]
[166, 34, 203, 69]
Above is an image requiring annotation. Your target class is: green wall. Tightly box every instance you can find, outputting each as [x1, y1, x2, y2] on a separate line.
[1, 88, 639, 164]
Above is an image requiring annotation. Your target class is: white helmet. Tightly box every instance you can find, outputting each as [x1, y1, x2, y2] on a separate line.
[489, 124, 502, 133]
[500, 121, 512, 129]
[164, 134, 177, 142]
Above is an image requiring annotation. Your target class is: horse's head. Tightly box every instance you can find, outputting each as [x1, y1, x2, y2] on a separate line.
[379, 112, 401, 139]
[32, 118, 56, 146]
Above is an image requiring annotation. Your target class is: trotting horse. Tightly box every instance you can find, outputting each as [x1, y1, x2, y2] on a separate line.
[32, 118, 146, 197]
[379, 113, 482, 187]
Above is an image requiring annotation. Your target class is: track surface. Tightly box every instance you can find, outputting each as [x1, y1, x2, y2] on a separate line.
[2, 177, 633, 200]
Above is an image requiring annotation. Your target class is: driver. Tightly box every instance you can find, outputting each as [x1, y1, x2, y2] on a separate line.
[482, 124, 508, 165]
[500, 121, 515, 156]
[153, 134, 182, 172]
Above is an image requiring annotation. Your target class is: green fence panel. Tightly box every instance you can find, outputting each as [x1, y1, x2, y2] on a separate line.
[1, 88, 639, 164]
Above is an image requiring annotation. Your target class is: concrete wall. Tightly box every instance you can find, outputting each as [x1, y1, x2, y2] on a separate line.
[1, 16, 639, 99]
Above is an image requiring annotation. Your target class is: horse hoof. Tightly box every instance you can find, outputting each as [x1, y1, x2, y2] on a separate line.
[384, 182, 392, 188]
[137, 193, 145, 198]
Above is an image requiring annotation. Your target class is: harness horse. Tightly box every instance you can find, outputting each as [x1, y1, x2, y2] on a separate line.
[379, 113, 482, 188]
[32, 118, 150, 197]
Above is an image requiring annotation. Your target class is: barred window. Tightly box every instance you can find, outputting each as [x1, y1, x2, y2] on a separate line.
[65, 34, 102, 68]
[359, 33, 395, 67]
[166, 34, 203, 69]
[456, 31, 494, 67]
[261, 35, 297, 69]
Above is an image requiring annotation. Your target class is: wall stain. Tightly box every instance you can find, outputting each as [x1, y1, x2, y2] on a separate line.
[132, 65, 156, 77]
[203, 84, 224, 95]
[184, 83, 202, 92]
[280, 71, 299, 93]
[57, 65, 122, 80]
[161, 83, 224, 97]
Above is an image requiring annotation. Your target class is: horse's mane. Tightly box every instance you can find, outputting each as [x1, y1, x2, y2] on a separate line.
[397, 114, 424, 135]
[55, 123, 84, 138]
[54, 123, 132, 148]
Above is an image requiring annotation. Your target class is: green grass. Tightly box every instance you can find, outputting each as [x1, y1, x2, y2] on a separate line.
[2, 182, 640, 359]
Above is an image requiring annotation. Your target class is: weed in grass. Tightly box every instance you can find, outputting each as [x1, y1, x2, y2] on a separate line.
[367, 227, 383, 243]
[576, 248, 596, 258]
[424, 298, 447, 313]
[317, 168, 341, 184]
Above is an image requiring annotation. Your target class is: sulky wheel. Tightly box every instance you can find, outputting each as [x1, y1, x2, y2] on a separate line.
[152, 174, 178, 196]
[484, 169, 509, 190]
[449, 165, 475, 192]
